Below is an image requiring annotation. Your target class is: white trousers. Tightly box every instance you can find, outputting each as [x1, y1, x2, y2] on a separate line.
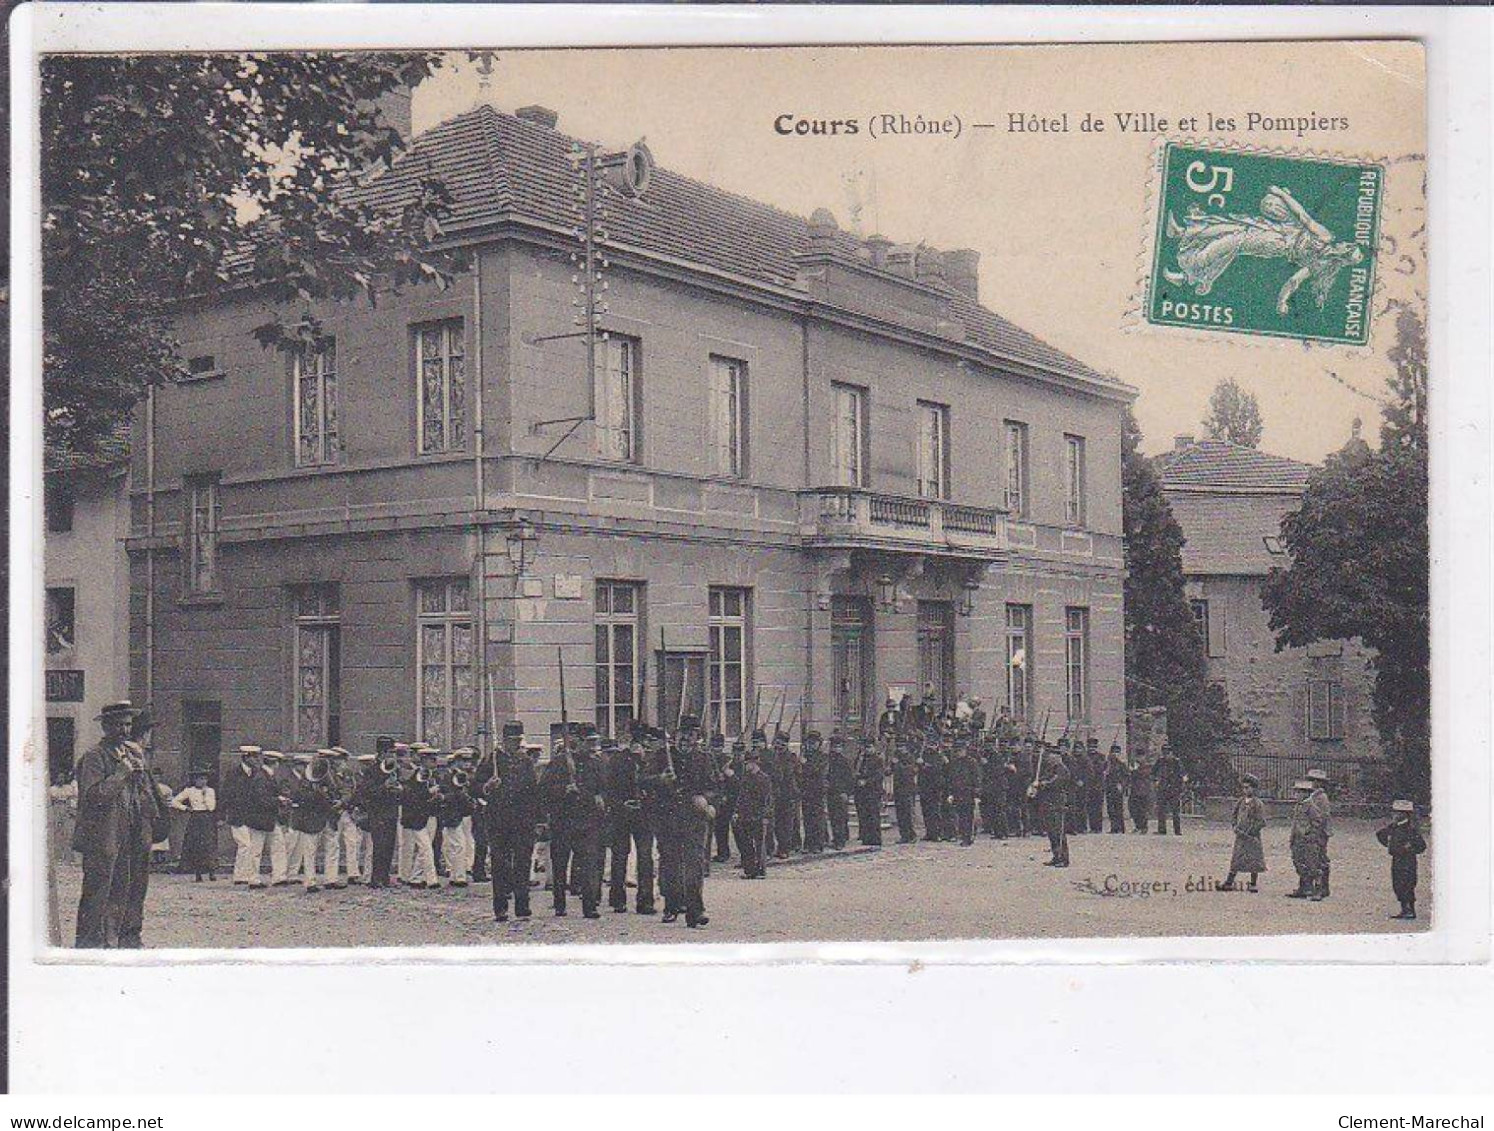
[339, 813, 369, 880]
[231, 825, 268, 885]
[286, 828, 322, 887]
[318, 824, 342, 884]
[267, 824, 289, 883]
[399, 819, 437, 885]
[440, 818, 472, 883]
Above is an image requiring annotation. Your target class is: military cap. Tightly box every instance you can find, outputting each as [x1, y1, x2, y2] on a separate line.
[709, 733, 725, 749]
[1110, 742, 1123, 753]
[392, 742, 412, 754]
[1086, 737, 1100, 749]
[1392, 799, 1415, 813]
[261, 750, 285, 762]
[750, 729, 767, 743]
[803, 730, 822, 743]
[452, 746, 476, 758]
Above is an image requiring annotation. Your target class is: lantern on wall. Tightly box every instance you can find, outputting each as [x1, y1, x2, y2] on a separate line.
[505, 517, 540, 576]
[876, 574, 899, 613]
[958, 577, 981, 617]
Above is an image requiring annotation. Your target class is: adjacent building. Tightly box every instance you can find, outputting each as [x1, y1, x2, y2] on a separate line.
[129, 103, 1134, 784]
[1157, 436, 1385, 794]
[44, 425, 133, 784]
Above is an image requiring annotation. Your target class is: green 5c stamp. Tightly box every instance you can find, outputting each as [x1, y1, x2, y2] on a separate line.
[1147, 143, 1383, 345]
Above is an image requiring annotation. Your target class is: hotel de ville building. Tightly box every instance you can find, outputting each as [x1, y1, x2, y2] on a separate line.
[128, 103, 1135, 781]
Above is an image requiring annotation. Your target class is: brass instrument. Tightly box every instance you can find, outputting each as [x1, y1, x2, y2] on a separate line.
[451, 768, 471, 790]
[307, 755, 331, 784]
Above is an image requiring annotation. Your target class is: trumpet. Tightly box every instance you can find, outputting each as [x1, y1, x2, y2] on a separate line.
[307, 756, 331, 784]
[378, 755, 399, 777]
[450, 768, 471, 790]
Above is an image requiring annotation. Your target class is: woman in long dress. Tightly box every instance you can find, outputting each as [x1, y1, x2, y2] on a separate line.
[172, 771, 219, 881]
[1220, 773, 1266, 892]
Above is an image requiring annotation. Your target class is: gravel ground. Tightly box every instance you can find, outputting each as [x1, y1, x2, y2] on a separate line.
[50, 816, 1429, 948]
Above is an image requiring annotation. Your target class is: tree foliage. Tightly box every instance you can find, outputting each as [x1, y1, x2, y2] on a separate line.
[1122, 407, 1237, 787]
[1202, 376, 1264, 448]
[1262, 307, 1430, 802]
[42, 51, 457, 455]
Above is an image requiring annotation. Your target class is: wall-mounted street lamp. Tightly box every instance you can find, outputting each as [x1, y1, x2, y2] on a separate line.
[958, 577, 981, 618]
[876, 574, 899, 613]
[506, 517, 540, 576]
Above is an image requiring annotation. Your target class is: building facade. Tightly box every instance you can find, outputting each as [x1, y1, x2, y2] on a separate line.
[44, 430, 133, 784]
[1158, 437, 1384, 794]
[129, 105, 1133, 783]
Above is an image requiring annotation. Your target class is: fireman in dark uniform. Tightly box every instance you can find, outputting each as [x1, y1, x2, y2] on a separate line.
[826, 732, 854, 849]
[484, 721, 540, 922]
[948, 739, 981, 846]
[891, 737, 920, 843]
[852, 733, 884, 847]
[799, 730, 829, 854]
[1032, 743, 1073, 867]
[1103, 743, 1128, 833]
[918, 739, 947, 842]
[711, 733, 738, 864]
[734, 748, 773, 879]
[541, 725, 606, 918]
[605, 735, 656, 914]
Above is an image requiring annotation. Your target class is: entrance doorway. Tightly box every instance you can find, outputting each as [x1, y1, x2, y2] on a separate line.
[831, 597, 874, 734]
[917, 600, 955, 718]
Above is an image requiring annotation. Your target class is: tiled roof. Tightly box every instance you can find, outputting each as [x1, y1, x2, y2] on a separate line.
[346, 106, 1126, 394]
[1155, 438, 1313, 493]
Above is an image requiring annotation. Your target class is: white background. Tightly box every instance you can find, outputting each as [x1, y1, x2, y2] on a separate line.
[8, 4, 1492, 1094]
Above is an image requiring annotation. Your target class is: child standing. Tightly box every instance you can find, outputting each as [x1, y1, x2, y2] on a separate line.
[1220, 773, 1266, 892]
[1376, 800, 1427, 920]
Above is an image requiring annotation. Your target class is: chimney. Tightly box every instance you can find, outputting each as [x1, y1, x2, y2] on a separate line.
[807, 207, 839, 254]
[914, 246, 946, 286]
[373, 87, 413, 146]
[944, 248, 980, 299]
[885, 243, 918, 279]
[864, 234, 892, 270]
[516, 104, 559, 129]
[1174, 434, 1196, 451]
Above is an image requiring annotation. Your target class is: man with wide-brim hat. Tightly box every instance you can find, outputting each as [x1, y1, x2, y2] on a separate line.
[1376, 800, 1427, 919]
[73, 700, 164, 947]
[1303, 770, 1334, 898]
[1287, 779, 1323, 899]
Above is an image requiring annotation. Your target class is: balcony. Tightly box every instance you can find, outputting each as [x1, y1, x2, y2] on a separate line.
[800, 487, 1009, 558]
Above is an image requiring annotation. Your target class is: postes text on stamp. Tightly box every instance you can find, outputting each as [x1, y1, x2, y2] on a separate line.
[1147, 143, 1383, 345]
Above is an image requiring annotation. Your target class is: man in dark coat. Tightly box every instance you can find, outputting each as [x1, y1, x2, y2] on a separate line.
[852, 735, 884, 847]
[892, 739, 919, 843]
[672, 720, 719, 927]
[918, 742, 947, 842]
[1103, 744, 1128, 833]
[799, 731, 829, 854]
[1084, 740, 1107, 832]
[605, 737, 656, 914]
[1062, 739, 1087, 836]
[541, 730, 606, 918]
[734, 750, 773, 879]
[711, 735, 739, 864]
[1152, 745, 1184, 836]
[1128, 759, 1153, 833]
[826, 733, 854, 849]
[948, 740, 981, 846]
[770, 734, 801, 859]
[74, 701, 164, 948]
[980, 738, 1008, 839]
[1010, 741, 1033, 837]
[1032, 744, 1073, 867]
[483, 724, 541, 921]
[221, 745, 280, 886]
[1376, 800, 1427, 920]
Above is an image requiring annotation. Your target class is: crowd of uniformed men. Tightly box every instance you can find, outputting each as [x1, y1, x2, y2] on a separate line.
[205, 694, 1206, 927]
[72, 694, 1400, 948]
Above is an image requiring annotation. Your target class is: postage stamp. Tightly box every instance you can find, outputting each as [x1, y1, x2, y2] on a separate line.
[1146, 143, 1384, 345]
